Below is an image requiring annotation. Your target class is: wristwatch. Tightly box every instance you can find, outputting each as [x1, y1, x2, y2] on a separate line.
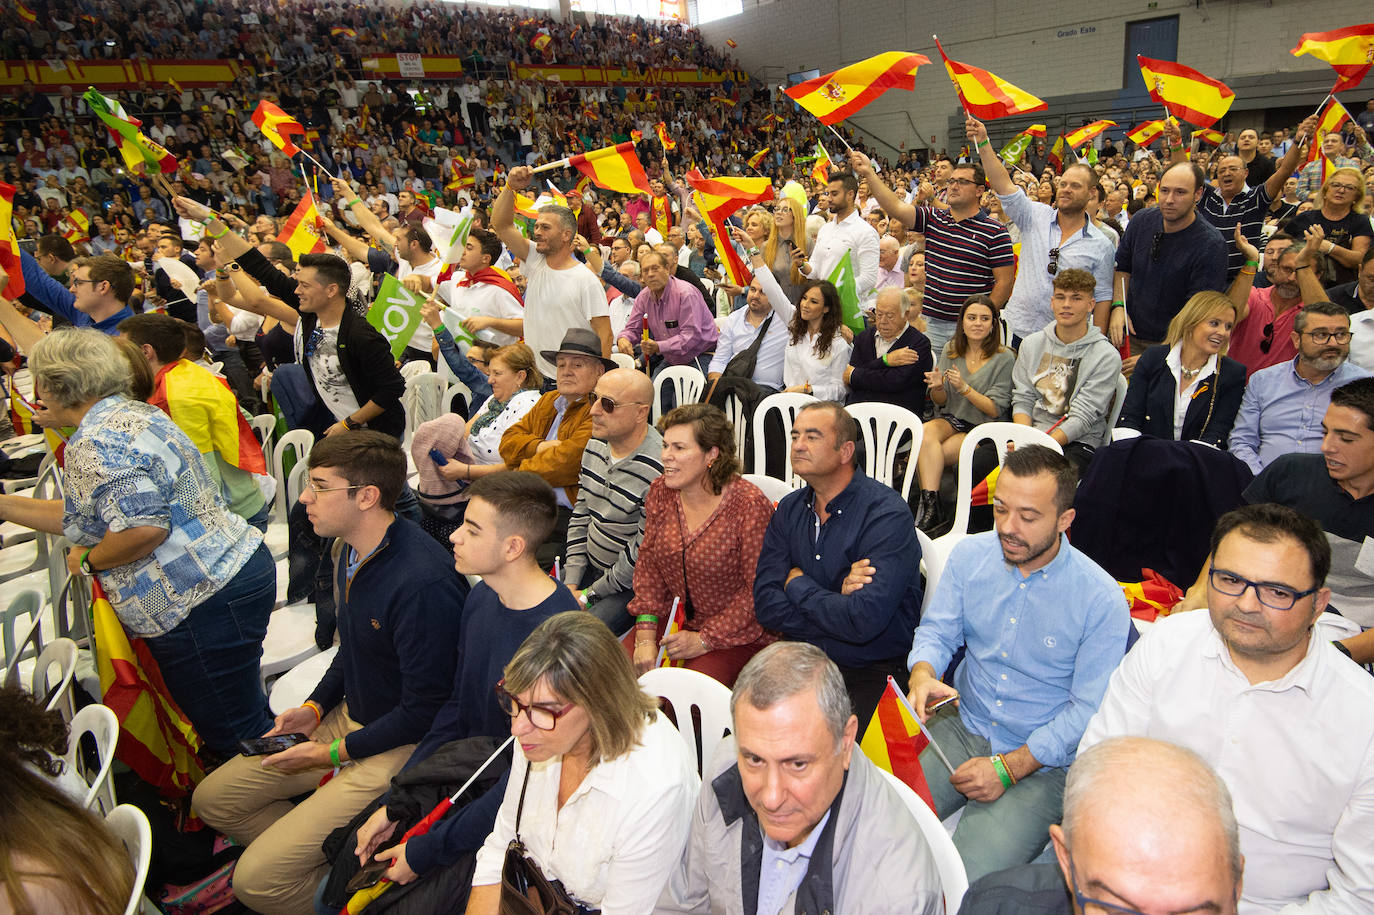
[226, 262, 242, 272]
[80, 549, 97, 575]
[343, 417, 362, 431]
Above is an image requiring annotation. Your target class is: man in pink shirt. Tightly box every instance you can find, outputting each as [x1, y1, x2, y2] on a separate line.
[616, 249, 718, 378]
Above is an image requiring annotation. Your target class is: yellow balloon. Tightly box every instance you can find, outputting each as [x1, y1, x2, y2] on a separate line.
[780, 180, 808, 208]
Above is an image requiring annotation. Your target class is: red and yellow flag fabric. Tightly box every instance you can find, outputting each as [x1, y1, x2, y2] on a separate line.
[1065, 120, 1116, 149]
[1024, 124, 1047, 138]
[747, 148, 769, 170]
[654, 120, 676, 150]
[969, 463, 1000, 506]
[657, 599, 687, 669]
[1137, 55, 1234, 128]
[8, 380, 34, 434]
[859, 677, 936, 812]
[446, 160, 474, 191]
[1193, 128, 1225, 145]
[252, 99, 307, 157]
[685, 169, 774, 287]
[710, 95, 736, 107]
[566, 142, 651, 196]
[16, 0, 36, 23]
[1127, 120, 1167, 146]
[935, 39, 1046, 120]
[84, 88, 178, 174]
[277, 194, 327, 262]
[149, 360, 268, 476]
[513, 192, 542, 220]
[1292, 24, 1374, 92]
[1305, 98, 1353, 165]
[572, 174, 591, 196]
[1047, 135, 1067, 173]
[330, 26, 357, 38]
[1118, 569, 1185, 623]
[811, 142, 833, 186]
[61, 207, 90, 244]
[784, 51, 929, 125]
[725, 38, 737, 48]
[531, 32, 552, 54]
[0, 181, 24, 299]
[92, 578, 206, 796]
[1316, 151, 1339, 185]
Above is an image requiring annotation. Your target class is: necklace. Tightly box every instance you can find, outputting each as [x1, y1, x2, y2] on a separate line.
[1179, 364, 1203, 382]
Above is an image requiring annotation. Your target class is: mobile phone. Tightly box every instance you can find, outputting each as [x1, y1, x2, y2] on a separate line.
[428, 447, 449, 467]
[346, 858, 391, 893]
[238, 733, 310, 756]
[925, 695, 958, 716]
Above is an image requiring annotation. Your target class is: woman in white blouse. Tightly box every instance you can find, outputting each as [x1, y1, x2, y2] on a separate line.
[467, 613, 698, 915]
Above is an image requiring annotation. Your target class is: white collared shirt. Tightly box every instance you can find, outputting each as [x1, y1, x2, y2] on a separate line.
[1081, 611, 1374, 913]
[472, 713, 699, 914]
[1164, 344, 1218, 441]
[807, 208, 881, 303]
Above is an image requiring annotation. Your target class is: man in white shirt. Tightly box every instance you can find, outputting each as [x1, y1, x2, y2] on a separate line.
[634, 211, 663, 246]
[800, 172, 880, 304]
[1081, 503, 1374, 913]
[494, 165, 612, 378]
[436, 227, 524, 348]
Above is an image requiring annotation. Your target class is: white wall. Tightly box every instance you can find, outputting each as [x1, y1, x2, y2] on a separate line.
[698, 0, 1374, 152]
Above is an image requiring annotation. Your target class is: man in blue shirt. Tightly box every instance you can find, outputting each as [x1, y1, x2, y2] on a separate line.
[16, 251, 134, 335]
[907, 444, 1130, 883]
[754, 401, 923, 725]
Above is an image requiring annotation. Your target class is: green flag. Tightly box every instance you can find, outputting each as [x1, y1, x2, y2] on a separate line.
[367, 274, 425, 359]
[83, 87, 177, 174]
[827, 250, 865, 334]
[1000, 132, 1032, 166]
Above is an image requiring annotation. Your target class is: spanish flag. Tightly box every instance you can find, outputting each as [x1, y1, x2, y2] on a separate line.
[860, 677, 937, 812]
[566, 142, 651, 196]
[61, 207, 90, 244]
[725, 38, 737, 48]
[446, 161, 474, 192]
[1305, 98, 1352, 166]
[16, 0, 36, 23]
[573, 174, 591, 196]
[1292, 24, 1374, 92]
[1118, 569, 1185, 623]
[330, 26, 357, 38]
[277, 194, 327, 261]
[935, 39, 1046, 120]
[93, 578, 206, 796]
[969, 463, 1000, 506]
[1137, 55, 1234, 128]
[8, 379, 35, 434]
[630, 129, 643, 142]
[1126, 119, 1166, 146]
[1064, 120, 1116, 149]
[710, 95, 737, 107]
[0, 181, 24, 299]
[167, 77, 183, 96]
[252, 99, 307, 157]
[685, 169, 774, 287]
[747, 148, 769, 170]
[810, 142, 833, 186]
[531, 32, 552, 54]
[784, 51, 929, 125]
[1193, 128, 1224, 146]
[656, 599, 687, 669]
[654, 120, 675, 150]
[1316, 151, 1339, 185]
[1024, 124, 1047, 138]
[149, 360, 268, 476]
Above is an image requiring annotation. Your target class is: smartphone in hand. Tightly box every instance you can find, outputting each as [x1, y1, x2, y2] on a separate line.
[238, 733, 310, 756]
[428, 448, 449, 467]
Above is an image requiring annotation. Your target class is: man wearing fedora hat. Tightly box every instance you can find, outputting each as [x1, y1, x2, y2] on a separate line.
[499, 328, 612, 566]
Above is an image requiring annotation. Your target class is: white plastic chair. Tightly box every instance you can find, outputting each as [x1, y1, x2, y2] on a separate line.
[445, 379, 474, 417]
[0, 456, 62, 585]
[1, 588, 42, 663]
[914, 527, 947, 619]
[29, 637, 79, 721]
[720, 393, 750, 463]
[943, 422, 1063, 542]
[269, 644, 339, 714]
[638, 666, 733, 777]
[250, 414, 276, 457]
[652, 365, 706, 421]
[874, 767, 969, 911]
[272, 428, 314, 518]
[1106, 371, 1129, 431]
[403, 371, 449, 448]
[105, 804, 154, 915]
[3, 611, 44, 689]
[751, 391, 817, 482]
[741, 472, 796, 506]
[610, 352, 636, 371]
[259, 603, 322, 690]
[286, 460, 310, 509]
[848, 401, 923, 502]
[61, 702, 119, 813]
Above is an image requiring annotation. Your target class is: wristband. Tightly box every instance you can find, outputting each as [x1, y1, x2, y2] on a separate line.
[346, 197, 362, 207]
[1110, 301, 1125, 310]
[635, 614, 659, 624]
[1244, 259, 1258, 267]
[80, 548, 96, 575]
[343, 417, 361, 431]
[990, 754, 1014, 789]
[206, 224, 229, 239]
[330, 738, 343, 767]
[881, 353, 889, 366]
[301, 701, 322, 724]
[976, 139, 990, 150]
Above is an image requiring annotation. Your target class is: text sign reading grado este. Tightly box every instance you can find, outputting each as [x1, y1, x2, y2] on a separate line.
[1056, 26, 1097, 38]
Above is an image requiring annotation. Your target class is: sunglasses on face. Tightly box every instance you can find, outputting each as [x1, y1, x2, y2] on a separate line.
[588, 391, 648, 413]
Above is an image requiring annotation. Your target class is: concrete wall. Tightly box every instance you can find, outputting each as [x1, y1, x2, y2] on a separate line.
[696, 0, 1374, 154]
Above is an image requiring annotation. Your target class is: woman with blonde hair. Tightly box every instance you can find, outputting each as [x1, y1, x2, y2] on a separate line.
[465, 612, 698, 914]
[1116, 290, 1246, 447]
[1288, 166, 1372, 287]
[766, 195, 810, 305]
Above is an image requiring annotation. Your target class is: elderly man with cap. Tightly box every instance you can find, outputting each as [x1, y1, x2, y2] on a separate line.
[499, 328, 612, 566]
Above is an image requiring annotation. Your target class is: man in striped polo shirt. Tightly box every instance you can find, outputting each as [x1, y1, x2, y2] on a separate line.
[851, 150, 1014, 358]
[563, 368, 664, 634]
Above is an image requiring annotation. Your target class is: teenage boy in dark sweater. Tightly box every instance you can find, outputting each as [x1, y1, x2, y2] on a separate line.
[194, 432, 465, 915]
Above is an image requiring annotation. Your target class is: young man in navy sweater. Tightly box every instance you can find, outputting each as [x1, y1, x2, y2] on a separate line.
[194, 432, 466, 915]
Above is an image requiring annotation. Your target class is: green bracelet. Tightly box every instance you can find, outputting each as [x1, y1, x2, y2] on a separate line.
[1110, 301, 1125, 310]
[990, 754, 1014, 789]
[206, 224, 229, 239]
[635, 614, 659, 624]
[976, 139, 990, 150]
[1244, 259, 1258, 267]
[330, 738, 343, 767]
[346, 197, 362, 207]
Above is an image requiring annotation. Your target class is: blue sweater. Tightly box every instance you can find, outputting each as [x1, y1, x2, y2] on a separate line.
[402, 580, 580, 875]
[305, 517, 465, 760]
[20, 250, 132, 333]
[753, 469, 923, 668]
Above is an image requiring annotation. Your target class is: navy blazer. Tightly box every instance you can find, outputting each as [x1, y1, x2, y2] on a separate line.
[845, 324, 932, 416]
[1117, 344, 1246, 448]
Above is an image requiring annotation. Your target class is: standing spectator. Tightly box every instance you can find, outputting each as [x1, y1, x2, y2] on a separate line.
[1226, 233, 1307, 376]
[798, 172, 880, 311]
[1295, 128, 1370, 201]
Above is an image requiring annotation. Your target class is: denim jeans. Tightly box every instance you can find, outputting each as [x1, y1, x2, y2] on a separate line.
[142, 543, 276, 758]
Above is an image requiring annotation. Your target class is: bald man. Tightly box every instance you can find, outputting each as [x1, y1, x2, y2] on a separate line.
[870, 234, 905, 306]
[959, 736, 1243, 914]
[563, 368, 663, 633]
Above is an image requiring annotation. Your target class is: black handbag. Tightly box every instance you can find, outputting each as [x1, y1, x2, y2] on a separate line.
[702, 313, 774, 403]
[498, 767, 595, 915]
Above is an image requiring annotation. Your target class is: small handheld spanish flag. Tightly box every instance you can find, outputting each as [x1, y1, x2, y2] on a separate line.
[747, 148, 769, 170]
[654, 121, 676, 151]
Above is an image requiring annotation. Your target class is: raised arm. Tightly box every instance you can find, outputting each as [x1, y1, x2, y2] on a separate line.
[329, 176, 397, 249]
[847, 150, 917, 228]
[319, 211, 375, 264]
[732, 225, 794, 323]
[1264, 115, 1318, 200]
[966, 116, 1015, 196]
[491, 166, 532, 262]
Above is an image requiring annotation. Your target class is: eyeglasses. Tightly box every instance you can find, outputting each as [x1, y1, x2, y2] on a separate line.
[69, 276, 96, 287]
[1046, 247, 1060, 276]
[304, 480, 361, 496]
[495, 680, 573, 730]
[1299, 329, 1352, 344]
[1327, 183, 1359, 193]
[1208, 567, 1319, 611]
[588, 391, 648, 413]
[1259, 321, 1275, 354]
[1065, 851, 1152, 915]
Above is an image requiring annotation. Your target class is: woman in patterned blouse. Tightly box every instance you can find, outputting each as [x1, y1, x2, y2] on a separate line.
[0, 329, 277, 759]
[627, 404, 777, 687]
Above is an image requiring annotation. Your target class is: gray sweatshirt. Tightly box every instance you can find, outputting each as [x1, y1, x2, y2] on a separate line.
[1011, 321, 1121, 447]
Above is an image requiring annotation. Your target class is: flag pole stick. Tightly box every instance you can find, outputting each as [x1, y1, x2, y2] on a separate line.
[654, 598, 681, 669]
[1311, 91, 1334, 120]
[529, 157, 572, 175]
[822, 121, 854, 154]
[295, 147, 332, 176]
[890, 677, 958, 776]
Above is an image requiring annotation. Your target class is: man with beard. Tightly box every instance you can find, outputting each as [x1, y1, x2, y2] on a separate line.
[905, 445, 1130, 883]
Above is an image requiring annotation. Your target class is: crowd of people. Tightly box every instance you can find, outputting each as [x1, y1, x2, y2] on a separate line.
[4, 0, 1374, 911]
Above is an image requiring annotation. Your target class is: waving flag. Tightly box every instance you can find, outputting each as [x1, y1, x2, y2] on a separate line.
[784, 51, 929, 125]
[829, 251, 865, 334]
[330, 26, 357, 38]
[747, 148, 770, 170]
[935, 39, 1047, 119]
[1127, 120, 1167, 146]
[1024, 124, 1047, 138]
[0, 181, 24, 299]
[654, 120, 676, 151]
[566, 142, 651, 195]
[60, 207, 90, 244]
[531, 32, 552, 54]
[969, 463, 1001, 506]
[84, 87, 178, 174]
[16, 0, 36, 23]
[1306, 98, 1353, 166]
[1047, 135, 1067, 173]
[1065, 120, 1116, 149]
[1137, 56, 1234, 128]
[446, 160, 474, 192]
[277, 194, 327, 261]
[860, 677, 937, 812]
[1193, 128, 1224, 146]
[149, 360, 268, 476]
[685, 169, 774, 287]
[252, 99, 307, 157]
[999, 130, 1036, 166]
[810, 142, 833, 186]
[1291, 24, 1374, 92]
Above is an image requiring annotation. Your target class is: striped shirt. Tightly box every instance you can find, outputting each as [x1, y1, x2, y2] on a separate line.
[908, 207, 1014, 322]
[1197, 183, 1271, 282]
[563, 429, 664, 599]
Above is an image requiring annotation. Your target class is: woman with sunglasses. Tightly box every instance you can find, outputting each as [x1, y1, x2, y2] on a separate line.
[626, 404, 776, 686]
[467, 612, 698, 915]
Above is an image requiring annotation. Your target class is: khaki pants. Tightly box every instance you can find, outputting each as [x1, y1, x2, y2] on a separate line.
[193, 703, 415, 915]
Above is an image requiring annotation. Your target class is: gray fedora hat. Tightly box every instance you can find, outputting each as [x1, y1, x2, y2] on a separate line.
[539, 327, 617, 371]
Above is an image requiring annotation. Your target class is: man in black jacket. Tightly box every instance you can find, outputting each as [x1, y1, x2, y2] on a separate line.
[845, 286, 933, 417]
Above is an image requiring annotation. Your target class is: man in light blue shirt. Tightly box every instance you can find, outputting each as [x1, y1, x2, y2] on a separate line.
[907, 445, 1130, 883]
[707, 269, 790, 392]
[1230, 302, 1370, 474]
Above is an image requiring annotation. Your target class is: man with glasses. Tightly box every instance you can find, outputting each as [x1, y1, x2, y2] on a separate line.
[1297, 247, 1374, 371]
[966, 116, 1115, 348]
[961, 737, 1243, 915]
[1226, 235, 1307, 376]
[1295, 127, 1370, 201]
[1231, 302, 1369, 473]
[1082, 504, 1374, 912]
[8, 251, 134, 339]
[194, 432, 466, 915]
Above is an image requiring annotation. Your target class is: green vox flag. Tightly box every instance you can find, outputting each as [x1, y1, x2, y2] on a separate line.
[827, 250, 865, 334]
[367, 274, 425, 359]
[1000, 132, 1032, 166]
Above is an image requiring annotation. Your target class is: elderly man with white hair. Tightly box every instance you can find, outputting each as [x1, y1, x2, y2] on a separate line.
[844, 286, 932, 417]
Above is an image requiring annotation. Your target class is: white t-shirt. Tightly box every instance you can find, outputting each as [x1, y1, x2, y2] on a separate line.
[396, 255, 441, 353]
[522, 249, 609, 376]
[438, 272, 524, 347]
[301, 324, 361, 421]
